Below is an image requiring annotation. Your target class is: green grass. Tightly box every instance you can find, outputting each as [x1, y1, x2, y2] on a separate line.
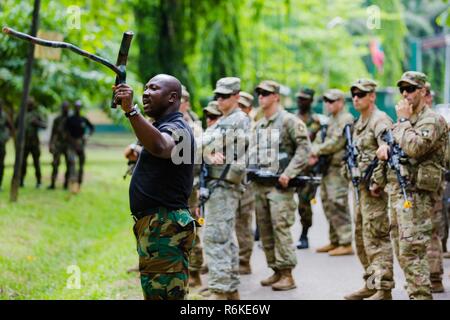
[0, 133, 144, 300]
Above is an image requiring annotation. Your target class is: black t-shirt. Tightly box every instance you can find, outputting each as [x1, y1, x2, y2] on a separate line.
[66, 115, 94, 139]
[129, 112, 195, 213]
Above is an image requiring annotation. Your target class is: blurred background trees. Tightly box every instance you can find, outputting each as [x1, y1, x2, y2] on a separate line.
[0, 0, 449, 119]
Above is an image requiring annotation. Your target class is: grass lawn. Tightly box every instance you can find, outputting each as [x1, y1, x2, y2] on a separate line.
[0, 133, 144, 300]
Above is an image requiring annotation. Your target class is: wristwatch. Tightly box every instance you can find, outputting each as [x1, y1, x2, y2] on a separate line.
[398, 117, 409, 123]
[125, 105, 140, 118]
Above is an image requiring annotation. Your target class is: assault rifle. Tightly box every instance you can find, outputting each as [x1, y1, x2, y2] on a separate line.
[343, 124, 360, 204]
[246, 169, 321, 189]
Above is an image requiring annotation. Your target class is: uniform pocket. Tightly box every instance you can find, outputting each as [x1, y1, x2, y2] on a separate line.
[416, 162, 442, 192]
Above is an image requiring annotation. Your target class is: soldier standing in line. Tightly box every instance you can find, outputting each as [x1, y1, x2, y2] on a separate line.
[252, 80, 311, 291]
[235, 91, 256, 275]
[180, 85, 205, 288]
[295, 87, 321, 249]
[423, 82, 446, 293]
[48, 101, 70, 190]
[376, 71, 448, 299]
[342, 79, 395, 300]
[19, 98, 47, 188]
[66, 100, 94, 193]
[0, 100, 12, 191]
[310, 89, 354, 256]
[202, 77, 250, 300]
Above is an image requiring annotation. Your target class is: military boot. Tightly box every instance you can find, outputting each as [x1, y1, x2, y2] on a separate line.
[366, 290, 392, 300]
[431, 281, 444, 293]
[189, 271, 202, 287]
[316, 243, 338, 253]
[271, 269, 296, 291]
[344, 287, 377, 300]
[239, 262, 252, 275]
[208, 292, 228, 300]
[226, 291, 240, 300]
[260, 269, 281, 286]
[296, 235, 309, 249]
[328, 245, 354, 256]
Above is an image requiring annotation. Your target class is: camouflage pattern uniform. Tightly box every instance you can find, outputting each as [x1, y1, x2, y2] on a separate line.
[349, 79, 395, 292]
[252, 81, 311, 280]
[133, 207, 196, 300]
[385, 72, 448, 299]
[202, 77, 250, 295]
[312, 90, 354, 247]
[20, 107, 47, 187]
[0, 108, 11, 189]
[49, 109, 70, 188]
[236, 91, 256, 271]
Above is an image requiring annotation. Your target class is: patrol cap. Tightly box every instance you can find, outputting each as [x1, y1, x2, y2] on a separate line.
[295, 87, 315, 99]
[323, 89, 345, 101]
[213, 77, 241, 94]
[350, 78, 377, 92]
[255, 80, 280, 94]
[238, 91, 254, 108]
[396, 71, 427, 88]
[181, 85, 190, 99]
[203, 100, 222, 116]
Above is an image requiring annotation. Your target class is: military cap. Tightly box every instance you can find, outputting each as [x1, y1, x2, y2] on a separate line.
[295, 87, 315, 99]
[323, 89, 345, 101]
[213, 77, 241, 94]
[351, 78, 377, 92]
[181, 85, 190, 99]
[238, 91, 254, 108]
[203, 100, 222, 116]
[255, 80, 280, 94]
[396, 71, 427, 88]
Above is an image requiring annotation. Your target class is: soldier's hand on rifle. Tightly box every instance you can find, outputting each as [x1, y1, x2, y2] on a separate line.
[308, 154, 319, 166]
[395, 99, 412, 119]
[206, 152, 225, 165]
[278, 174, 290, 189]
[369, 183, 382, 198]
[376, 145, 389, 161]
[113, 83, 134, 112]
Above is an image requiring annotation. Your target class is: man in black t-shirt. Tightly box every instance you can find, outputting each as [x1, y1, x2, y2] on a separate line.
[114, 74, 196, 300]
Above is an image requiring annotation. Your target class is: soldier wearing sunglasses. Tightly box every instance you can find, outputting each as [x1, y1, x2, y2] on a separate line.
[375, 71, 449, 299]
[343, 79, 394, 300]
[309, 89, 354, 256]
[202, 77, 250, 300]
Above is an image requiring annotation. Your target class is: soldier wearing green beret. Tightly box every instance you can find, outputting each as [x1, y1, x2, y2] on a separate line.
[376, 71, 448, 299]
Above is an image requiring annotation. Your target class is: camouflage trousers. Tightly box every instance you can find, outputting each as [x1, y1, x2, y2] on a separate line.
[388, 186, 433, 300]
[254, 184, 297, 270]
[236, 183, 255, 265]
[428, 187, 444, 282]
[0, 143, 5, 187]
[21, 143, 41, 185]
[321, 166, 352, 245]
[67, 138, 85, 184]
[354, 187, 394, 290]
[296, 183, 316, 230]
[50, 145, 71, 187]
[188, 187, 204, 272]
[133, 207, 196, 300]
[203, 182, 240, 293]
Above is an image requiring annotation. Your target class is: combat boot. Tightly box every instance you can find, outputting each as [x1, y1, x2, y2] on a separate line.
[260, 269, 281, 286]
[328, 245, 354, 256]
[296, 235, 309, 249]
[431, 281, 444, 293]
[239, 262, 252, 275]
[344, 287, 376, 300]
[366, 290, 392, 300]
[226, 291, 240, 300]
[208, 292, 228, 300]
[271, 269, 296, 291]
[189, 270, 202, 287]
[316, 243, 338, 253]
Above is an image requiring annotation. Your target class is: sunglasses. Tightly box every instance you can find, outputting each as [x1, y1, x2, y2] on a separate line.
[205, 113, 220, 120]
[323, 97, 337, 104]
[399, 85, 418, 94]
[351, 91, 368, 99]
[214, 93, 232, 100]
[256, 90, 273, 97]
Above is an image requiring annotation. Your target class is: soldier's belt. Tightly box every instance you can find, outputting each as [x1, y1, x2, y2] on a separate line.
[246, 169, 321, 188]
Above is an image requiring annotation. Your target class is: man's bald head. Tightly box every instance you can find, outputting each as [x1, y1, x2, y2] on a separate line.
[143, 74, 183, 119]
